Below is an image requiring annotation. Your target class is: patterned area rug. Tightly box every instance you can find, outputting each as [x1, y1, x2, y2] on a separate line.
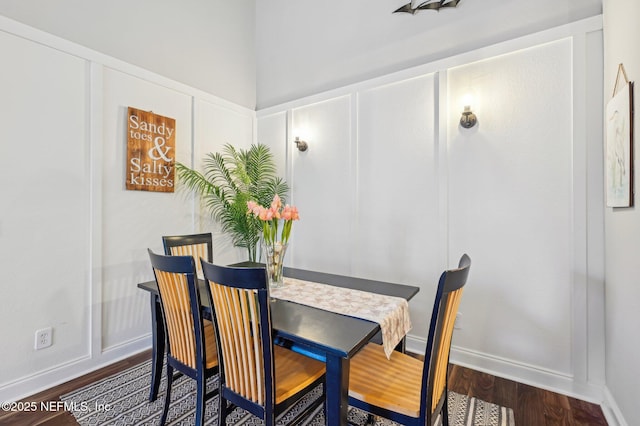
[61, 360, 514, 425]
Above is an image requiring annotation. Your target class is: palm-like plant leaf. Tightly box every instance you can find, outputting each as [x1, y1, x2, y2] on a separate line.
[175, 143, 289, 261]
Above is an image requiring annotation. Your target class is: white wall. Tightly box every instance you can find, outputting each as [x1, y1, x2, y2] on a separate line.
[0, 17, 254, 402]
[448, 40, 574, 375]
[0, 0, 256, 109]
[256, 0, 601, 109]
[0, 26, 90, 384]
[257, 18, 605, 402]
[289, 96, 355, 274]
[602, 1, 640, 425]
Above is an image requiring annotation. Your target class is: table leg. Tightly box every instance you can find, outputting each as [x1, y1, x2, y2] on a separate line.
[325, 355, 349, 426]
[149, 294, 165, 402]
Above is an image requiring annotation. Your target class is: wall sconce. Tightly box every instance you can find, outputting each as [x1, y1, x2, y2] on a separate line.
[460, 105, 477, 129]
[294, 137, 308, 152]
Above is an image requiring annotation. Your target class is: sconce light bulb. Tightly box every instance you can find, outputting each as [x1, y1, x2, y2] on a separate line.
[461, 93, 474, 108]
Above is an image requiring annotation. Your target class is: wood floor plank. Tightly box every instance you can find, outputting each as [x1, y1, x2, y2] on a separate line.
[490, 374, 518, 410]
[515, 382, 548, 425]
[538, 388, 571, 425]
[447, 364, 474, 395]
[568, 396, 608, 426]
[468, 369, 495, 403]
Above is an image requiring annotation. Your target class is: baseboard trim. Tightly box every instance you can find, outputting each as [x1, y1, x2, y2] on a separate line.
[0, 338, 150, 403]
[405, 335, 604, 404]
[601, 386, 628, 426]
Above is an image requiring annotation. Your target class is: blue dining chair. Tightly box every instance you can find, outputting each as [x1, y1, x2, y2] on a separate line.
[162, 232, 213, 279]
[347, 254, 471, 426]
[148, 249, 219, 426]
[200, 260, 326, 425]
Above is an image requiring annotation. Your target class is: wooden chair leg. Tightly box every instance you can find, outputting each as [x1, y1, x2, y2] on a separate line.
[160, 364, 174, 425]
[215, 389, 222, 425]
[442, 392, 449, 426]
[195, 374, 205, 426]
[149, 295, 165, 402]
[265, 413, 276, 426]
[220, 397, 229, 426]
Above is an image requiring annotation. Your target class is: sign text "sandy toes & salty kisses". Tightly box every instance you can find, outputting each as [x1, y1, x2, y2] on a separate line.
[126, 106, 176, 192]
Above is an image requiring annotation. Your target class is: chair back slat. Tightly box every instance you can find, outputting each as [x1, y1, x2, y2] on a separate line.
[210, 284, 239, 390]
[152, 265, 198, 369]
[209, 280, 266, 405]
[431, 286, 464, 411]
[170, 243, 209, 278]
[162, 233, 213, 279]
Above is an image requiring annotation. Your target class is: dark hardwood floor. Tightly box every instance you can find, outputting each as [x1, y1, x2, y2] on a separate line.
[447, 364, 607, 425]
[0, 350, 607, 425]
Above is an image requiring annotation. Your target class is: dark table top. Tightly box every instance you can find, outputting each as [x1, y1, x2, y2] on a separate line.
[233, 261, 420, 300]
[138, 265, 419, 359]
[283, 266, 420, 300]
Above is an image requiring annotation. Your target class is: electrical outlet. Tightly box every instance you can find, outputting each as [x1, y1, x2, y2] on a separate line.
[454, 312, 463, 330]
[35, 327, 52, 350]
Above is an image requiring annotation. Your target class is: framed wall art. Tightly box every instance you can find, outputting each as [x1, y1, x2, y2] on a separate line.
[126, 106, 176, 193]
[606, 64, 634, 207]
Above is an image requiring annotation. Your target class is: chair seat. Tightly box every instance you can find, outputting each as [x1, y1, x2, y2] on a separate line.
[349, 343, 423, 418]
[274, 345, 325, 405]
[203, 320, 219, 369]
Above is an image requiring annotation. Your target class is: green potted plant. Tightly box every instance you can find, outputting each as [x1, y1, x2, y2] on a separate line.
[176, 143, 289, 262]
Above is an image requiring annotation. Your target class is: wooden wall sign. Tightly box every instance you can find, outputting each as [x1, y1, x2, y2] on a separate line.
[126, 107, 175, 192]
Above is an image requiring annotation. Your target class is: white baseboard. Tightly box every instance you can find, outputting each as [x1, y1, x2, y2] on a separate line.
[0, 338, 150, 403]
[601, 386, 628, 426]
[405, 335, 604, 404]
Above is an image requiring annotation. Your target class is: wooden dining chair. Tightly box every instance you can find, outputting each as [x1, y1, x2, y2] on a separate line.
[347, 254, 471, 426]
[148, 249, 219, 426]
[162, 232, 213, 279]
[200, 260, 326, 425]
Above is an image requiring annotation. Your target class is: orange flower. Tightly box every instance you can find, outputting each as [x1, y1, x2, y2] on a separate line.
[290, 206, 300, 221]
[248, 195, 299, 245]
[270, 194, 282, 211]
[281, 205, 293, 220]
[247, 200, 260, 215]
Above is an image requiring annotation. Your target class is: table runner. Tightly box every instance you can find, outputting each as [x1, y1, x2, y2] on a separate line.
[270, 277, 412, 358]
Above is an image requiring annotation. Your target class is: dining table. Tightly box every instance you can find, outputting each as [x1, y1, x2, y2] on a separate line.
[137, 262, 420, 426]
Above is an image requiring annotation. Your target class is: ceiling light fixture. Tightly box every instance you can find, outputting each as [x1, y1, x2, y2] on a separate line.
[394, 0, 462, 15]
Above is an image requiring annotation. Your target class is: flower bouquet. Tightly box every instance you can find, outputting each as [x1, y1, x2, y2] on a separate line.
[247, 195, 300, 288]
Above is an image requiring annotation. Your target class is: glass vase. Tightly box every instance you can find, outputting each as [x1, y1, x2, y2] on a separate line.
[261, 240, 288, 289]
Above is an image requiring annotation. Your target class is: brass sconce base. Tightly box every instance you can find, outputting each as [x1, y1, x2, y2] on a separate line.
[460, 110, 477, 129]
[294, 137, 308, 151]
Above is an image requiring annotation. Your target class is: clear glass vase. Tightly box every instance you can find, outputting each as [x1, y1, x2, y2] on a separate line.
[261, 240, 288, 289]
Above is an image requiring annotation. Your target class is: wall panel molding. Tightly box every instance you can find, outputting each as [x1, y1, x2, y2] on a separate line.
[256, 17, 605, 404]
[0, 15, 255, 403]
